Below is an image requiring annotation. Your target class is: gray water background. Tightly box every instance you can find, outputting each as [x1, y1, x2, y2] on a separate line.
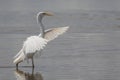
[0, 0, 120, 80]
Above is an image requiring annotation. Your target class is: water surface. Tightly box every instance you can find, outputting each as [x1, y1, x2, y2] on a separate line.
[0, 8, 120, 80]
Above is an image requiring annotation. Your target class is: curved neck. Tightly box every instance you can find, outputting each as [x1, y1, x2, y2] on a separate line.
[39, 20, 45, 38]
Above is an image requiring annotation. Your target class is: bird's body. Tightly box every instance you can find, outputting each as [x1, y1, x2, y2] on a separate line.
[13, 11, 69, 68]
[13, 36, 48, 64]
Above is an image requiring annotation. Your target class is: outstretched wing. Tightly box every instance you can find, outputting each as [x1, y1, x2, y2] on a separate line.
[39, 26, 69, 42]
[23, 36, 48, 54]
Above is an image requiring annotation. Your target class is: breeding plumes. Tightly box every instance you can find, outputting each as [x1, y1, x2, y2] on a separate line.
[13, 11, 69, 68]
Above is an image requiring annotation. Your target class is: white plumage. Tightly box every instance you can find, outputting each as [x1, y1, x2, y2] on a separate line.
[39, 26, 69, 42]
[13, 27, 69, 64]
[13, 12, 69, 68]
[13, 36, 47, 64]
[23, 36, 47, 54]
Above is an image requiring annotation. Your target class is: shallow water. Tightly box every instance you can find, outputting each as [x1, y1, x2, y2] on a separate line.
[0, 10, 120, 80]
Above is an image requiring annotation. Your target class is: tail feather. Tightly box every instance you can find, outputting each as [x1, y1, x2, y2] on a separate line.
[13, 49, 25, 64]
[14, 49, 23, 59]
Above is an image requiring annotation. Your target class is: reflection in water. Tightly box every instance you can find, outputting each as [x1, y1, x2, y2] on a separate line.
[14, 68, 43, 80]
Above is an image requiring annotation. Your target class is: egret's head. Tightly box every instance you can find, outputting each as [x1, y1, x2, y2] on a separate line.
[37, 11, 53, 23]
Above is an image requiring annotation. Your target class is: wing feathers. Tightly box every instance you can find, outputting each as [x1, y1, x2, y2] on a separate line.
[39, 26, 69, 41]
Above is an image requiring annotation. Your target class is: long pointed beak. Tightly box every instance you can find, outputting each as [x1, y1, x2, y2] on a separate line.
[44, 12, 53, 16]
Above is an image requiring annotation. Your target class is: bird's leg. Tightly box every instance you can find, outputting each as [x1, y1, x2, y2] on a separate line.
[32, 67, 34, 74]
[16, 63, 19, 70]
[31, 57, 34, 68]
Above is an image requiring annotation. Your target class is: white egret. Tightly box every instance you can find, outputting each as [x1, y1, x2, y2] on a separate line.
[13, 11, 69, 68]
